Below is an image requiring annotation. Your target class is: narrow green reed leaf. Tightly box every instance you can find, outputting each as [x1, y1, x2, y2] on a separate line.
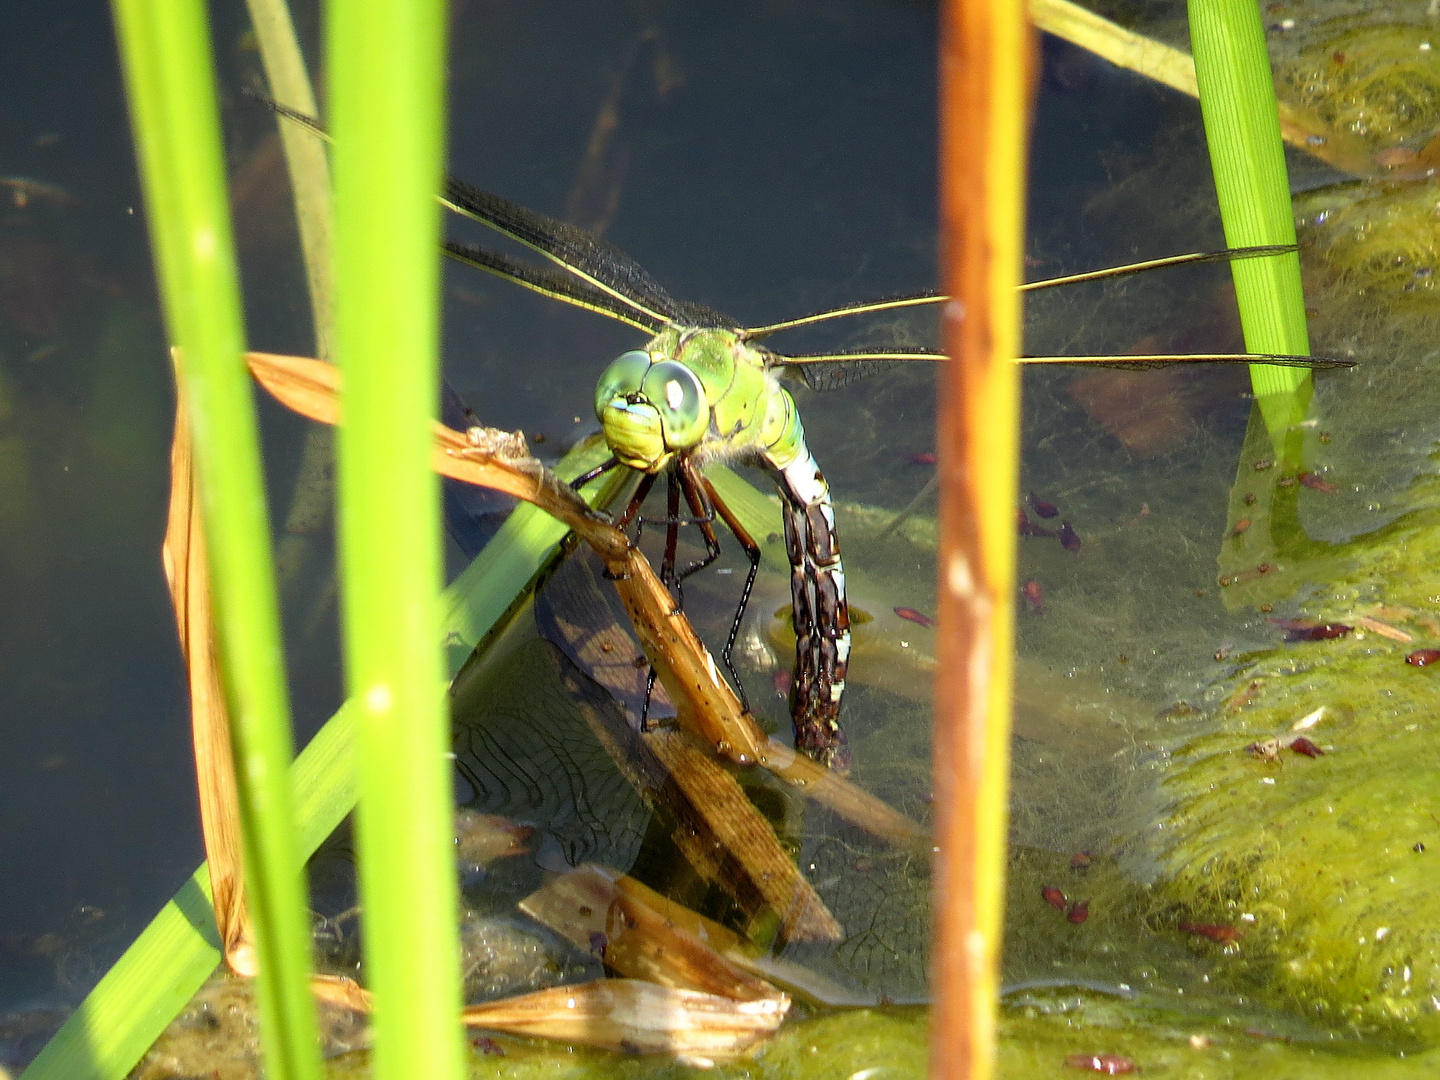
[1190, 0, 1313, 452]
[326, 0, 463, 1076]
[107, 2, 322, 1079]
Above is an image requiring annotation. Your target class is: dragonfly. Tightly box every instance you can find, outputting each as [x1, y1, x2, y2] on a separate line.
[259, 93, 1348, 773]
[437, 178, 1353, 773]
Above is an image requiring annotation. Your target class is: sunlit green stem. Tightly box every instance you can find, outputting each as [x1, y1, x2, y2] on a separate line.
[326, 1, 463, 1079]
[109, 1, 322, 1079]
[1190, 0, 1311, 458]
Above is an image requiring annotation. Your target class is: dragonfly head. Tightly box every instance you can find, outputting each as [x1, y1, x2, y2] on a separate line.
[594, 349, 708, 472]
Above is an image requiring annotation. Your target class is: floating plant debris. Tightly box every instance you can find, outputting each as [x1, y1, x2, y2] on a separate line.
[1022, 579, 1045, 614]
[1355, 615, 1412, 642]
[893, 606, 935, 629]
[459, 979, 788, 1061]
[1247, 738, 1282, 763]
[1271, 618, 1352, 642]
[1059, 521, 1082, 552]
[772, 667, 792, 697]
[1018, 509, 1054, 538]
[1028, 492, 1059, 518]
[1298, 471, 1338, 494]
[1179, 922, 1242, 944]
[454, 809, 533, 874]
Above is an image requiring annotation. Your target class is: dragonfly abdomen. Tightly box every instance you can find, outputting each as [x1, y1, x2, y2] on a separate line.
[773, 450, 851, 773]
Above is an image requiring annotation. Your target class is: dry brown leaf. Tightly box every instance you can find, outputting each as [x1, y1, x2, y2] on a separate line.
[522, 866, 869, 1006]
[461, 978, 788, 1063]
[1354, 615, 1412, 643]
[164, 349, 253, 974]
[309, 973, 373, 1012]
[520, 865, 779, 1001]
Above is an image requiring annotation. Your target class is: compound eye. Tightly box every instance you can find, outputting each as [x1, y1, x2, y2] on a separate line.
[593, 350, 652, 421]
[641, 360, 707, 448]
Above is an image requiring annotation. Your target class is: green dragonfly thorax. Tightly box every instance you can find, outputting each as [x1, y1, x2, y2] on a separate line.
[593, 326, 806, 473]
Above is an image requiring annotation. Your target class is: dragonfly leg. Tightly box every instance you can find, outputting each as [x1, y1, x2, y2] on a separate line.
[639, 666, 660, 733]
[614, 471, 657, 533]
[691, 466, 761, 717]
[603, 472, 657, 581]
[570, 455, 619, 491]
[674, 459, 722, 586]
[673, 460, 754, 710]
[634, 464, 714, 612]
[659, 473, 682, 611]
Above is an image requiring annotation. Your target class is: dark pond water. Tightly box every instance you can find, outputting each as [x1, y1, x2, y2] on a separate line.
[11, 0, 1428, 1074]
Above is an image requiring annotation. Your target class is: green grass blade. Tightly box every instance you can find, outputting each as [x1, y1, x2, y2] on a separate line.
[1190, 0, 1313, 448]
[107, 2, 323, 1079]
[326, 0, 463, 1076]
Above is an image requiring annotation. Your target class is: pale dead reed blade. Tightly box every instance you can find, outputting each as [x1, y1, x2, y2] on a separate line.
[163, 350, 254, 975]
[461, 979, 789, 1060]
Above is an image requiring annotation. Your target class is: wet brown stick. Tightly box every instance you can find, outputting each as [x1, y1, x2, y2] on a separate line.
[245, 350, 927, 852]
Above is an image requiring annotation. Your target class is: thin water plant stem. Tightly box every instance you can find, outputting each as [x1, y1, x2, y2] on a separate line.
[932, 0, 1027, 1077]
[325, 1, 465, 1079]
[1190, 0, 1312, 457]
[109, 2, 323, 1080]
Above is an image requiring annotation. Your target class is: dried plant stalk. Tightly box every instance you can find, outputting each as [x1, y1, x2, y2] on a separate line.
[523, 866, 869, 1006]
[161, 353, 254, 975]
[934, 0, 1027, 1075]
[246, 351, 925, 849]
[542, 618, 838, 943]
[519, 865, 778, 1001]
[461, 979, 788, 1060]
[645, 729, 842, 942]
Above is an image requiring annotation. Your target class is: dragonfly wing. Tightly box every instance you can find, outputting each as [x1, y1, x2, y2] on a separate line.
[445, 241, 661, 332]
[776, 349, 1351, 387]
[1021, 353, 1356, 369]
[444, 178, 734, 330]
[786, 359, 899, 391]
[773, 348, 940, 392]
